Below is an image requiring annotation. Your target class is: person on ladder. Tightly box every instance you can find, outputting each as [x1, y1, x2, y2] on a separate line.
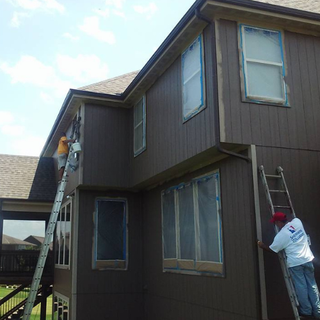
[58, 132, 75, 182]
[258, 212, 320, 319]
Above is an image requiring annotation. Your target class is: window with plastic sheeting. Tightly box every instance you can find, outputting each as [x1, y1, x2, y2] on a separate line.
[240, 25, 287, 105]
[161, 171, 223, 275]
[53, 292, 69, 320]
[133, 95, 146, 156]
[55, 200, 72, 268]
[181, 34, 205, 122]
[93, 198, 128, 270]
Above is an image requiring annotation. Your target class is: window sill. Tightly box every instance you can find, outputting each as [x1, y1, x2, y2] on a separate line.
[94, 260, 127, 270]
[243, 97, 289, 107]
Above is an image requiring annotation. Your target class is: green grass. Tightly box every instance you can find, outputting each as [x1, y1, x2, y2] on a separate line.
[0, 286, 52, 319]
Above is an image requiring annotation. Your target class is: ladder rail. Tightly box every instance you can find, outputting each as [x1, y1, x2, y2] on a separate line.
[22, 143, 79, 320]
[259, 165, 301, 320]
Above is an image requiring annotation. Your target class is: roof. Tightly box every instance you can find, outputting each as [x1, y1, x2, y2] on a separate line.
[78, 70, 139, 95]
[24, 235, 44, 245]
[2, 234, 36, 246]
[0, 154, 56, 201]
[252, 0, 320, 14]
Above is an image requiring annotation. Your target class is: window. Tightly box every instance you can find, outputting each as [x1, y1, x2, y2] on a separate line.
[93, 198, 128, 270]
[181, 34, 205, 121]
[53, 293, 69, 320]
[133, 96, 146, 156]
[240, 25, 287, 104]
[161, 171, 223, 275]
[55, 200, 72, 267]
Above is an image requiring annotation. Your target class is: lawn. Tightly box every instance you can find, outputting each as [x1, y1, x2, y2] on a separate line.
[0, 286, 52, 320]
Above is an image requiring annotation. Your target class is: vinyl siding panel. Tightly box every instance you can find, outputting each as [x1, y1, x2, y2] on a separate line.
[218, 19, 320, 151]
[75, 189, 143, 320]
[256, 146, 320, 319]
[130, 26, 217, 187]
[142, 154, 260, 320]
[82, 104, 130, 188]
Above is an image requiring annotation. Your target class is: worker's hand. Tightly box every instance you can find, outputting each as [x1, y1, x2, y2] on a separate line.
[257, 240, 264, 249]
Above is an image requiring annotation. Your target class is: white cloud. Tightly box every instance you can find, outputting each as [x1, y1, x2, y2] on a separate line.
[12, 135, 46, 156]
[112, 9, 126, 19]
[105, 0, 125, 9]
[40, 92, 54, 103]
[93, 8, 110, 17]
[79, 16, 116, 44]
[133, 2, 158, 19]
[56, 54, 109, 82]
[10, 11, 29, 27]
[0, 111, 14, 125]
[7, 0, 65, 13]
[0, 55, 71, 97]
[1, 125, 25, 136]
[63, 32, 79, 41]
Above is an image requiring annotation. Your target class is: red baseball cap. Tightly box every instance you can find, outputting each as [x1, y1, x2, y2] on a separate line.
[270, 212, 287, 223]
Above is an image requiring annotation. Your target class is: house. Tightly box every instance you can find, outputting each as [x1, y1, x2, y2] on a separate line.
[2, 234, 37, 251]
[24, 235, 45, 248]
[2, 0, 320, 319]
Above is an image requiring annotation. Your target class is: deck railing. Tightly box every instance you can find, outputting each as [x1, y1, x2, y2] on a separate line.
[0, 250, 53, 275]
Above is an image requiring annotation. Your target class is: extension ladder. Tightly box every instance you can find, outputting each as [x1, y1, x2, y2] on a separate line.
[22, 142, 81, 320]
[259, 165, 301, 320]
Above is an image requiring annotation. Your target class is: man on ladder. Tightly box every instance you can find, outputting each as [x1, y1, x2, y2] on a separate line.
[258, 212, 320, 319]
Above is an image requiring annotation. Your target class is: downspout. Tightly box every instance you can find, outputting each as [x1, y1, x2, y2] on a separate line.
[195, 9, 251, 163]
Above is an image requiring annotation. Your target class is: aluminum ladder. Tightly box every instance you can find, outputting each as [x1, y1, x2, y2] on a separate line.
[259, 165, 301, 320]
[22, 142, 81, 320]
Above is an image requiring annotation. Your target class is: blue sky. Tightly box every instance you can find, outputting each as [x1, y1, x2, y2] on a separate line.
[1, 0, 196, 239]
[0, 0, 196, 157]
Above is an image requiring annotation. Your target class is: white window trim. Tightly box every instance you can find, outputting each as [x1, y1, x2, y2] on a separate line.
[161, 170, 223, 275]
[240, 24, 288, 105]
[93, 197, 129, 270]
[55, 199, 72, 269]
[181, 33, 206, 122]
[133, 95, 146, 157]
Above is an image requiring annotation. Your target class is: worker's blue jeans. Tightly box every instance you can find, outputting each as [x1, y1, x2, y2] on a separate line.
[289, 261, 320, 318]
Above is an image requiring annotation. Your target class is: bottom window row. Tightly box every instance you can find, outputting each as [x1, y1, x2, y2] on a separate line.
[161, 170, 223, 275]
[91, 171, 223, 276]
[53, 293, 69, 320]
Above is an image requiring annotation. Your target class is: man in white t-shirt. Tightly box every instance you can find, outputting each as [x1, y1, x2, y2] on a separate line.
[258, 212, 320, 319]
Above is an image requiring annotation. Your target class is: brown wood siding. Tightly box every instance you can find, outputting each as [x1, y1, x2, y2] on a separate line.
[130, 26, 217, 187]
[75, 189, 143, 320]
[256, 146, 320, 319]
[142, 155, 260, 320]
[218, 19, 320, 151]
[82, 104, 130, 188]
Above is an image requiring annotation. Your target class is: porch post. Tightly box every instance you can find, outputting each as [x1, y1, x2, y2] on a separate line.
[40, 284, 48, 320]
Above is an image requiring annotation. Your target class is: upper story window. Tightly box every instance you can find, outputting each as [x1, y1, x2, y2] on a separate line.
[161, 171, 223, 276]
[55, 200, 72, 268]
[240, 25, 287, 105]
[181, 34, 205, 122]
[133, 96, 146, 156]
[93, 198, 128, 270]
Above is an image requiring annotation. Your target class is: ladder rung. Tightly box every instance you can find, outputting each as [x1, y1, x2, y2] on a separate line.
[274, 205, 291, 209]
[269, 190, 286, 193]
[265, 174, 281, 179]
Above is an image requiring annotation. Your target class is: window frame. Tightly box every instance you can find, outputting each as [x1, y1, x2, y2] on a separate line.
[239, 24, 288, 105]
[181, 33, 206, 122]
[133, 95, 146, 157]
[161, 170, 223, 276]
[93, 197, 128, 270]
[53, 292, 69, 320]
[55, 199, 72, 269]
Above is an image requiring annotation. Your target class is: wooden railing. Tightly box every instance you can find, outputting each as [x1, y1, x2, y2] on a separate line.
[0, 250, 53, 275]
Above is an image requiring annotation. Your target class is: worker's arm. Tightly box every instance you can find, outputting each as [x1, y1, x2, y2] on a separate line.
[63, 139, 75, 144]
[257, 240, 275, 253]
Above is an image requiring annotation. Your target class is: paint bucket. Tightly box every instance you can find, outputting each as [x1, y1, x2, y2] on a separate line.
[72, 142, 81, 153]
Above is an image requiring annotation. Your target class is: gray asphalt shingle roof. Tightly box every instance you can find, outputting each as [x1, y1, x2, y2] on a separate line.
[252, 0, 320, 14]
[78, 70, 139, 95]
[0, 154, 56, 201]
[2, 234, 36, 246]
